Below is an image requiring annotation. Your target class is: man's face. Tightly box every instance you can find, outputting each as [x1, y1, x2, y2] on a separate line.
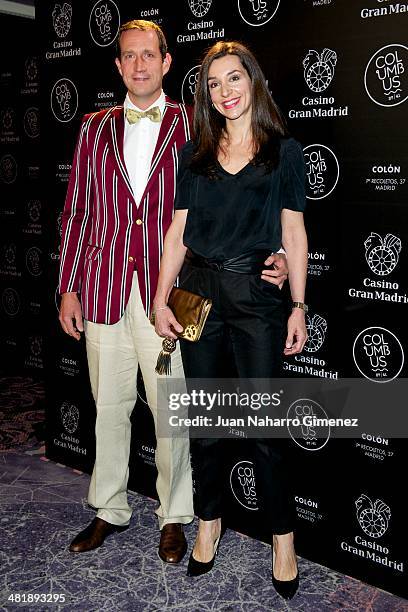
[115, 28, 171, 109]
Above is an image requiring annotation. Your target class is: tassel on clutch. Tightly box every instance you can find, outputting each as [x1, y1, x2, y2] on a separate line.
[155, 337, 177, 376]
[153, 287, 212, 375]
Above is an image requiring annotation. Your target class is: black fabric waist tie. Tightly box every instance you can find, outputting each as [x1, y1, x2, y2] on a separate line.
[185, 249, 272, 274]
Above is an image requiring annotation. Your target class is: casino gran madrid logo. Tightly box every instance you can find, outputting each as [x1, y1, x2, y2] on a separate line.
[25, 57, 38, 83]
[0, 243, 20, 279]
[50, 78, 78, 123]
[30, 337, 41, 357]
[25, 247, 42, 277]
[287, 398, 330, 451]
[349, 232, 407, 304]
[1, 288, 20, 317]
[30, 335, 43, 358]
[27, 200, 41, 224]
[24, 200, 42, 237]
[0, 154, 18, 184]
[60, 400, 80, 434]
[47, 2, 80, 60]
[303, 49, 337, 93]
[303, 144, 339, 200]
[364, 44, 408, 107]
[25, 335, 43, 370]
[182, 65, 201, 105]
[0, 108, 17, 142]
[1, 107, 14, 132]
[89, 0, 120, 47]
[355, 494, 391, 539]
[24, 107, 39, 139]
[230, 460, 258, 510]
[238, 0, 280, 26]
[305, 314, 327, 353]
[289, 48, 348, 120]
[364, 233, 401, 276]
[22, 57, 39, 94]
[52, 3, 72, 38]
[353, 327, 404, 383]
[340, 494, 403, 571]
[3, 243, 16, 266]
[188, 0, 212, 17]
[177, 1, 224, 44]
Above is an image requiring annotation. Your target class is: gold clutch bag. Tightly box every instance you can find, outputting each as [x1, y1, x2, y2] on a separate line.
[153, 287, 212, 375]
[168, 287, 212, 342]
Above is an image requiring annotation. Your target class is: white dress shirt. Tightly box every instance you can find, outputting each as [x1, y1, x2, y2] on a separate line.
[123, 90, 166, 207]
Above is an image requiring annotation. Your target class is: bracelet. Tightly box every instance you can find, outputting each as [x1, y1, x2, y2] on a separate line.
[150, 305, 169, 325]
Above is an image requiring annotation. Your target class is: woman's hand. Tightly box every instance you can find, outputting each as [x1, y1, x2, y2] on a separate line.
[154, 306, 183, 340]
[284, 309, 308, 355]
[152, 209, 188, 337]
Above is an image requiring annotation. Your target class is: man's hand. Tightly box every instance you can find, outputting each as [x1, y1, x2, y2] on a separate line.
[261, 253, 288, 288]
[59, 292, 84, 341]
[284, 309, 308, 356]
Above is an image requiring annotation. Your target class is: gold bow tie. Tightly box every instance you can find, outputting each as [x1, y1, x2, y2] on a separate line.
[125, 106, 161, 124]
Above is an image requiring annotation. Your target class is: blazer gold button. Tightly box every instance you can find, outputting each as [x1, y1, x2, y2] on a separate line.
[128, 256, 134, 262]
[135, 219, 143, 225]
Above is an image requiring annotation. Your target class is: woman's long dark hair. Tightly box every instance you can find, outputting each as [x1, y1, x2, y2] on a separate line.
[191, 41, 288, 178]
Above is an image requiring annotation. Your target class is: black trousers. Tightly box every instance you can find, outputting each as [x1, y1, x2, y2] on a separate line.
[179, 261, 295, 534]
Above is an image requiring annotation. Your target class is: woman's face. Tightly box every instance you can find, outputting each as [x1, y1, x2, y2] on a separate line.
[207, 54, 252, 122]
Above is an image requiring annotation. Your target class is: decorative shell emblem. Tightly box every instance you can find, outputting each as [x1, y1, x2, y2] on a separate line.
[303, 48, 337, 93]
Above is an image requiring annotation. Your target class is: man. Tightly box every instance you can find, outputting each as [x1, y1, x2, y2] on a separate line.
[59, 20, 287, 562]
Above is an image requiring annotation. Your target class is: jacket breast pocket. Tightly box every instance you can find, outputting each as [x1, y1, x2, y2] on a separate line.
[84, 245, 102, 261]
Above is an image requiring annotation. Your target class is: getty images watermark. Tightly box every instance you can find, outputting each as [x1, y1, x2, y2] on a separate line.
[156, 378, 408, 439]
[167, 388, 357, 428]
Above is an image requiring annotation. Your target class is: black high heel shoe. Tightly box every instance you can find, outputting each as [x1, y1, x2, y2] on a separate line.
[187, 525, 225, 577]
[272, 548, 299, 600]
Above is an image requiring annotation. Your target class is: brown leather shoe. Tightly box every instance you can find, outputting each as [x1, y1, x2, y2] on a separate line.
[69, 517, 128, 553]
[158, 523, 187, 563]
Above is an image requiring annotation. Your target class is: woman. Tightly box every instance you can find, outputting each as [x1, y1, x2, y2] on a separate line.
[153, 41, 307, 599]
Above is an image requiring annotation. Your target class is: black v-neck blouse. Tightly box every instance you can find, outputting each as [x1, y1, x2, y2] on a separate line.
[174, 138, 306, 261]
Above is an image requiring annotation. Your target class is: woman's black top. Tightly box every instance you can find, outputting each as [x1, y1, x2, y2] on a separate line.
[174, 138, 306, 261]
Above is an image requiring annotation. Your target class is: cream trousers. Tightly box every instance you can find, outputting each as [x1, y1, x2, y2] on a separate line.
[84, 273, 193, 528]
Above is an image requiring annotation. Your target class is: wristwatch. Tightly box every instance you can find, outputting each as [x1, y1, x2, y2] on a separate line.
[292, 301, 308, 313]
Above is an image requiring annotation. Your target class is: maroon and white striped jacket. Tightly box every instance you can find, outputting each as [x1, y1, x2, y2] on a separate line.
[59, 97, 192, 324]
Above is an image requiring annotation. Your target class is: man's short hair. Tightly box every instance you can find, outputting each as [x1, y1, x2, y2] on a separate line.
[116, 19, 168, 60]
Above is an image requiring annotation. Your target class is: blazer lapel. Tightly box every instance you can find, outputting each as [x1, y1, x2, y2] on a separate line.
[144, 98, 180, 192]
[107, 106, 134, 198]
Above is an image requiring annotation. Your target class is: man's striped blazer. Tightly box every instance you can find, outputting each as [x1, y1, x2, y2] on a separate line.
[59, 97, 192, 324]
